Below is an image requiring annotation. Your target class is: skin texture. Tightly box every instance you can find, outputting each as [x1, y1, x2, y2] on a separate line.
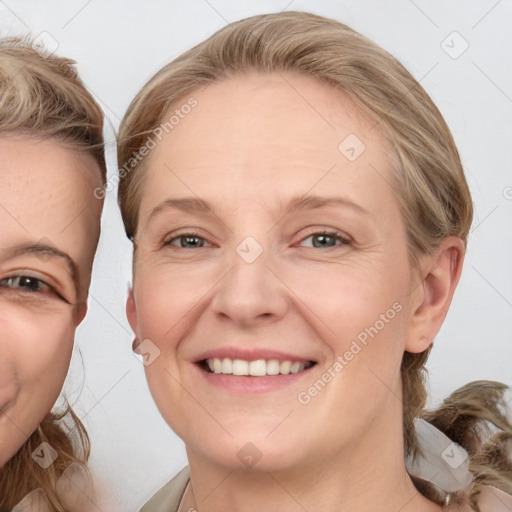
[127, 73, 465, 512]
[0, 136, 102, 467]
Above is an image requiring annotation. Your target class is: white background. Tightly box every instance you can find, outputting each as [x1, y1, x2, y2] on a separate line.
[1, 1, 511, 510]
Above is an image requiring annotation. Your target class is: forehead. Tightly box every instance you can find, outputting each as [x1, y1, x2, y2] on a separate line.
[141, 73, 397, 216]
[0, 137, 103, 281]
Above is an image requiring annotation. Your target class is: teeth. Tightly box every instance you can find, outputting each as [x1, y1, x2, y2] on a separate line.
[233, 359, 249, 375]
[279, 360, 291, 374]
[290, 362, 301, 374]
[204, 358, 311, 376]
[266, 359, 280, 375]
[221, 358, 233, 374]
[249, 359, 266, 376]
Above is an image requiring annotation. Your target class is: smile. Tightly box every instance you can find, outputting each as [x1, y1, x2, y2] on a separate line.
[202, 358, 316, 376]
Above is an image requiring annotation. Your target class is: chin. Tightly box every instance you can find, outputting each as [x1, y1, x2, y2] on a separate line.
[184, 430, 306, 474]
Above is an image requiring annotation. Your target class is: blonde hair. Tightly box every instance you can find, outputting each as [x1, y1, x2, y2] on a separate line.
[0, 37, 104, 509]
[0, 36, 106, 179]
[0, 410, 90, 510]
[116, 11, 510, 507]
[419, 381, 512, 508]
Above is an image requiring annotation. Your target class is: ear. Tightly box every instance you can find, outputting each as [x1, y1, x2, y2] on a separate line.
[405, 236, 465, 353]
[74, 302, 88, 325]
[126, 286, 138, 335]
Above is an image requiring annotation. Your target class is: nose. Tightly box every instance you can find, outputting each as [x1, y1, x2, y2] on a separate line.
[210, 241, 289, 328]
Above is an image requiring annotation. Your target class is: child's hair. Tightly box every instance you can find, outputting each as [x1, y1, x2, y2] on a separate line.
[0, 37, 105, 510]
[0, 410, 90, 510]
[0, 37, 106, 179]
[116, 11, 511, 508]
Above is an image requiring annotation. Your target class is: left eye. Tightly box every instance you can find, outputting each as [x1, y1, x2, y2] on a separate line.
[300, 232, 350, 248]
[0, 275, 50, 292]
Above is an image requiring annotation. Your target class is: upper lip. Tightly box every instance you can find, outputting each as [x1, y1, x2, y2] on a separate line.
[193, 348, 317, 364]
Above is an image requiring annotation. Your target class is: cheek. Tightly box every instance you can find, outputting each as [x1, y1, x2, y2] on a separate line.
[290, 268, 410, 449]
[285, 257, 410, 344]
[0, 308, 74, 464]
[2, 308, 74, 401]
[134, 266, 213, 346]
[134, 267, 218, 419]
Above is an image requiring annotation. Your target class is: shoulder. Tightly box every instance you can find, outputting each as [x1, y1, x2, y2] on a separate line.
[475, 485, 512, 512]
[139, 467, 190, 512]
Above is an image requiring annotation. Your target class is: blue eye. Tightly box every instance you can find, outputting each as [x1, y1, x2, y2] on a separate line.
[0, 275, 50, 292]
[300, 231, 351, 248]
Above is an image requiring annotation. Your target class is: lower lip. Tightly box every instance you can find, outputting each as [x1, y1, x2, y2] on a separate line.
[194, 363, 315, 393]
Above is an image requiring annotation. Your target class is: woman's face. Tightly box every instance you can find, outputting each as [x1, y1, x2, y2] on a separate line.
[0, 137, 102, 466]
[128, 73, 434, 471]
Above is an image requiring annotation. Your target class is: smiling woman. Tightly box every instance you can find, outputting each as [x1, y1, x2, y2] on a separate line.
[0, 38, 105, 509]
[117, 11, 511, 512]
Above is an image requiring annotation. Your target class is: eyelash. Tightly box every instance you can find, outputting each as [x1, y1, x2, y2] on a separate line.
[163, 229, 352, 249]
[163, 231, 209, 249]
[0, 275, 65, 301]
[300, 229, 352, 248]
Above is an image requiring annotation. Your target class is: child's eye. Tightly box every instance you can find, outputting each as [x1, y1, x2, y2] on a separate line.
[0, 275, 70, 303]
[299, 231, 351, 248]
[0, 275, 50, 292]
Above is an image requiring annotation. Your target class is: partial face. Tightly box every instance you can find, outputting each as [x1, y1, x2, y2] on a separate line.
[128, 73, 421, 471]
[0, 137, 102, 466]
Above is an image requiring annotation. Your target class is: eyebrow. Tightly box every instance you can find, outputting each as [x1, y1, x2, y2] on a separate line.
[7, 243, 80, 294]
[148, 197, 212, 220]
[286, 194, 369, 215]
[147, 194, 369, 225]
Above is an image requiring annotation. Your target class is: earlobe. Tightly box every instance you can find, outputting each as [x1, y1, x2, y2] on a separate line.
[126, 287, 138, 335]
[74, 302, 88, 325]
[405, 237, 465, 354]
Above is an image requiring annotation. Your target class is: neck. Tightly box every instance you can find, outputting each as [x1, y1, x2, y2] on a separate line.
[179, 418, 443, 512]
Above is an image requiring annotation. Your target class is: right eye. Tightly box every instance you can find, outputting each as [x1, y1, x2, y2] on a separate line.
[163, 232, 211, 249]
